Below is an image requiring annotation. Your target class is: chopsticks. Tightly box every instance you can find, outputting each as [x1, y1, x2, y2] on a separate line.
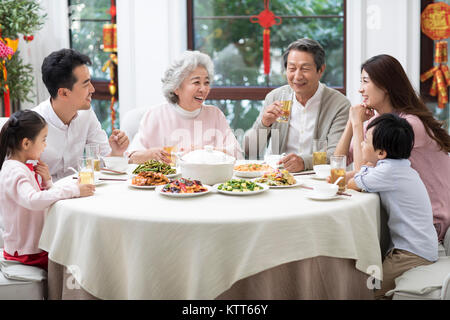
[72, 177, 127, 181]
[299, 185, 352, 197]
[292, 171, 315, 176]
[101, 168, 127, 174]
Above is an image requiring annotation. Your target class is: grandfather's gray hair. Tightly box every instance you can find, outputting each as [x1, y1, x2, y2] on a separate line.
[282, 38, 325, 71]
[162, 50, 214, 104]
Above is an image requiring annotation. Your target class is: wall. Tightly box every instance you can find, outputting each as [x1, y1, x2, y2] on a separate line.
[346, 0, 421, 105]
[116, 0, 187, 123]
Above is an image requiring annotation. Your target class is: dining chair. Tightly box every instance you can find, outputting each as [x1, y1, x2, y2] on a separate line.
[120, 107, 151, 142]
[0, 117, 8, 130]
[388, 227, 450, 300]
[0, 249, 47, 300]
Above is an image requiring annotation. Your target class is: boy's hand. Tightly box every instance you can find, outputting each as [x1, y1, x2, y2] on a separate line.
[35, 160, 51, 182]
[78, 184, 95, 197]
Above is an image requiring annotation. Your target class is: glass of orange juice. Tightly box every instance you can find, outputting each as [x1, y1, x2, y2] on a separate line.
[163, 136, 178, 166]
[78, 157, 94, 185]
[312, 139, 327, 166]
[276, 91, 293, 123]
[330, 155, 346, 191]
[85, 143, 100, 171]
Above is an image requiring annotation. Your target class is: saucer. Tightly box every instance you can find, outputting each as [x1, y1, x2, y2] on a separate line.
[305, 191, 340, 200]
[311, 174, 327, 180]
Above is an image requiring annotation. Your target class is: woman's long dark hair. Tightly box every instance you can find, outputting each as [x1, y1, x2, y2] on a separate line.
[0, 110, 47, 170]
[362, 54, 450, 153]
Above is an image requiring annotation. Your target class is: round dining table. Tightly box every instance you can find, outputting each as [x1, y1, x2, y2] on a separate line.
[39, 165, 383, 300]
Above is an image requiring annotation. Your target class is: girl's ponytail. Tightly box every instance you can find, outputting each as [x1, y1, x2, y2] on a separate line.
[0, 110, 46, 170]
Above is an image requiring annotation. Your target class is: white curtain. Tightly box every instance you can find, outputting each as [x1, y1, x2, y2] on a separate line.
[18, 0, 70, 110]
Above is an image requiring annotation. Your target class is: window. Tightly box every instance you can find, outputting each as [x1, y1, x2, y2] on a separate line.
[420, 0, 450, 133]
[188, 0, 346, 133]
[68, 0, 118, 135]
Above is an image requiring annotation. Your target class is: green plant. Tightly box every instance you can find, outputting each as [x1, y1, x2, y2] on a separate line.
[0, 0, 46, 107]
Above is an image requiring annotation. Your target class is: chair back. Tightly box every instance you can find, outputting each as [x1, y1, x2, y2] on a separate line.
[121, 107, 151, 142]
[0, 117, 8, 131]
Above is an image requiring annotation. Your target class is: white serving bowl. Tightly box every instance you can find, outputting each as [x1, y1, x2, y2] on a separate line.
[102, 156, 128, 172]
[314, 183, 338, 197]
[178, 146, 235, 185]
[313, 164, 331, 179]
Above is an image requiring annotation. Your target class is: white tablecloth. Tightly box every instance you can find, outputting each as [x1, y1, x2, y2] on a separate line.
[39, 168, 382, 299]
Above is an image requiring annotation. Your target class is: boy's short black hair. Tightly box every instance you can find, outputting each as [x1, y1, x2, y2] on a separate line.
[41, 48, 92, 99]
[366, 113, 415, 159]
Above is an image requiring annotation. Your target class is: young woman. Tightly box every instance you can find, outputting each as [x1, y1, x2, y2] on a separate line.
[335, 54, 450, 242]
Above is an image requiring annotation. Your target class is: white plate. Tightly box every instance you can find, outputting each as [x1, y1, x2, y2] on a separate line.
[254, 177, 303, 189]
[213, 182, 269, 196]
[311, 174, 327, 180]
[101, 169, 127, 175]
[233, 170, 266, 178]
[166, 172, 181, 179]
[156, 185, 212, 197]
[305, 191, 340, 200]
[127, 179, 165, 189]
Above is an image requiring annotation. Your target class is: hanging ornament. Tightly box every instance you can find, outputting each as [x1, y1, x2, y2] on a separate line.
[0, 38, 15, 117]
[420, 2, 450, 109]
[23, 35, 34, 42]
[250, 0, 282, 75]
[102, 0, 118, 129]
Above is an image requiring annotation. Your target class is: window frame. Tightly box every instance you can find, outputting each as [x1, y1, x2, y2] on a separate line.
[68, 0, 118, 101]
[187, 0, 347, 100]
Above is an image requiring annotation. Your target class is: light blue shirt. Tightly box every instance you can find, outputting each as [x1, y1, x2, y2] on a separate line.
[355, 159, 438, 262]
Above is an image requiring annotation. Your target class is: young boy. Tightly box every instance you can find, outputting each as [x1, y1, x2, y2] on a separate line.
[347, 113, 438, 299]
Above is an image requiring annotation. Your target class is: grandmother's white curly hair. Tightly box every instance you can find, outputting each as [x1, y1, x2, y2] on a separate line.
[161, 50, 214, 104]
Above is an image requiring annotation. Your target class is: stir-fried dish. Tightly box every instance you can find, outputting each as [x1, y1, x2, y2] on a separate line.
[234, 163, 272, 172]
[132, 171, 170, 186]
[255, 169, 296, 186]
[161, 178, 208, 194]
[217, 179, 262, 192]
[133, 160, 176, 175]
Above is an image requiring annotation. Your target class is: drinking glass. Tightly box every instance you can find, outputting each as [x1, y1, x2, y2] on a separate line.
[85, 143, 100, 171]
[78, 156, 94, 185]
[330, 155, 346, 191]
[312, 139, 327, 166]
[276, 91, 293, 123]
[163, 136, 179, 166]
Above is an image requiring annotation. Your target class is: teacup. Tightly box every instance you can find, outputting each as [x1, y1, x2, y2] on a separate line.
[314, 183, 338, 197]
[313, 164, 331, 179]
[102, 156, 128, 172]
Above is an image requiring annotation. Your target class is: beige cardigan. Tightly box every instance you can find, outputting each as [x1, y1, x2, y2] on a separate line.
[243, 84, 351, 170]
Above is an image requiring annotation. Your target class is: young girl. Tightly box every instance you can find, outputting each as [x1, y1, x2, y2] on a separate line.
[0, 110, 95, 271]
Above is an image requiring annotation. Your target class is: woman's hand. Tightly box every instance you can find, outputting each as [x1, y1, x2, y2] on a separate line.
[128, 148, 171, 164]
[349, 104, 375, 125]
[35, 160, 51, 182]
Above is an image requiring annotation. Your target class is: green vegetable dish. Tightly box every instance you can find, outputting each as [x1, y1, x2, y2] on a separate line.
[132, 160, 176, 175]
[217, 179, 262, 192]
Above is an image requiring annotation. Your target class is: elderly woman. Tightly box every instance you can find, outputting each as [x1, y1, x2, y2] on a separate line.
[128, 51, 243, 163]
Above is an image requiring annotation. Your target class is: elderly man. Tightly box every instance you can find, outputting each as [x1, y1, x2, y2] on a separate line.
[34, 48, 129, 181]
[244, 38, 350, 172]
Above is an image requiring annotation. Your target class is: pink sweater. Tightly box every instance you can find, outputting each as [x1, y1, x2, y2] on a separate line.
[137, 103, 243, 159]
[0, 160, 80, 255]
[350, 113, 450, 241]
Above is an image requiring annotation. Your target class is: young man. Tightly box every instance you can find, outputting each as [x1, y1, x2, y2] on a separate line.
[34, 48, 129, 181]
[243, 38, 350, 172]
[347, 113, 438, 299]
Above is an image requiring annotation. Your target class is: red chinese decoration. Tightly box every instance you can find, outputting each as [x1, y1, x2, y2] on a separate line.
[250, 0, 282, 75]
[102, 0, 118, 129]
[420, 2, 450, 109]
[0, 35, 16, 117]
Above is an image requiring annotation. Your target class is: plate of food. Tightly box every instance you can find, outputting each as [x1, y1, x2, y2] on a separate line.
[128, 171, 170, 189]
[233, 163, 273, 178]
[213, 179, 269, 195]
[132, 160, 177, 177]
[156, 178, 211, 197]
[254, 169, 303, 188]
